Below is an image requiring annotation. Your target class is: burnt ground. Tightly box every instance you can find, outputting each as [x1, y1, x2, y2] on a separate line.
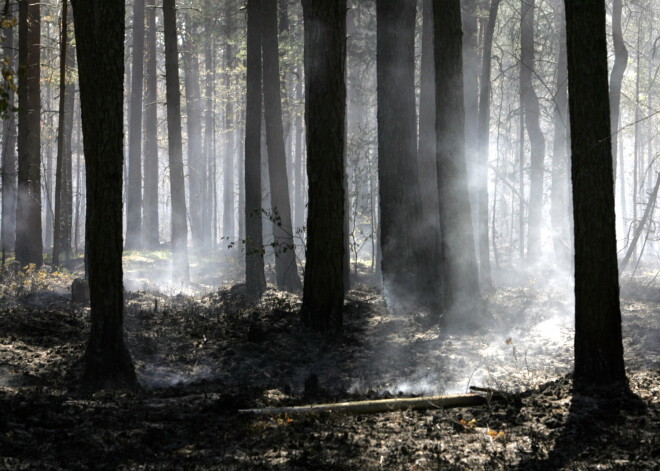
[0, 259, 658, 470]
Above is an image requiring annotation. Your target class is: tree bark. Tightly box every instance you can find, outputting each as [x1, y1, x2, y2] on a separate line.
[245, 0, 267, 301]
[434, 0, 482, 324]
[417, 0, 441, 306]
[70, 0, 137, 387]
[300, 0, 346, 331]
[564, 0, 627, 389]
[182, 14, 204, 250]
[16, 0, 42, 267]
[221, 0, 235, 244]
[125, 0, 145, 250]
[476, 0, 501, 289]
[53, 0, 75, 266]
[609, 0, 627, 180]
[203, 6, 215, 251]
[163, 0, 190, 283]
[550, 1, 570, 261]
[520, 0, 545, 262]
[376, 0, 428, 304]
[1, 4, 16, 261]
[142, 0, 159, 250]
[261, 0, 302, 293]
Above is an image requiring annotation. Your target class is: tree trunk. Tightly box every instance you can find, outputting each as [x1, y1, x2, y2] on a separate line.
[182, 14, 204, 250]
[245, 0, 267, 301]
[125, 0, 145, 250]
[564, 0, 627, 389]
[261, 0, 302, 293]
[609, 0, 627, 180]
[143, 0, 159, 250]
[550, 1, 570, 262]
[1, 5, 16, 261]
[376, 0, 427, 304]
[16, 0, 42, 267]
[434, 0, 482, 324]
[222, 1, 235, 243]
[53, 0, 75, 266]
[300, 0, 346, 331]
[476, 0, 501, 289]
[462, 0, 480, 259]
[203, 8, 215, 251]
[70, 0, 137, 387]
[163, 0, 190, 283]
[520, 0, 545, 262]
[293, 69, 305, 233]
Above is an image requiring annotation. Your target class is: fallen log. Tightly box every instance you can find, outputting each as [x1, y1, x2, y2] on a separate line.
[239, 393, 489, 416]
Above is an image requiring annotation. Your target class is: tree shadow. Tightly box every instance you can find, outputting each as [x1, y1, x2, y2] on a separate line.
[515, 381, 647, 470]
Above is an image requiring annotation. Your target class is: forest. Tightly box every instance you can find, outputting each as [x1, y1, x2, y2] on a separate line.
[0, 0, 658, 469]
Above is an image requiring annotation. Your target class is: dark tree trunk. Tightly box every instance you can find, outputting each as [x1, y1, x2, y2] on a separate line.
[16, 0, 42, 267]
[300, 0, 346, 331]
[520, 0, 545, 262]
[125, 0, 145, 250]
[245, 0, 267, 301]
[143, 0, 159, 250]
[261, 0, 302, 293]
[550, 1, 570, 261]
[418, 0, 441, 305]
[462, 0, 480, 242]
[70, 0, 137, 387]
[376, 0, 427, 303]
[1, 5, 16, 261]
[182, 14, 204, 250]
[476, 0, 501, 290]
[222, 1, 235, 242]
[53, 0, 75, 266]
[609, 0, 627, 179]
[163, 0, 190, 283]
[564, 0, 627, 389]
[434, 0, 481, 323]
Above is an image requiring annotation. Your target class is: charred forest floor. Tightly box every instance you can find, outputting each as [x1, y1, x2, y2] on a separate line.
[0, 255, 658, 470]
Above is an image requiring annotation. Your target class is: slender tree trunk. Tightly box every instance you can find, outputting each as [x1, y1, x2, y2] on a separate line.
[125, 0, 145, 250]
[434, 0, 482, 324]
[462, 0, 480, 255]
[223, 1, 236, 242]
[300, 0, 346, 331]
[143, 0, 159, 249]
[609, 0, 627, 179]
[564, 0, 626, 389]
[261, 0, 302, 292]
[550, 0, 570, 261]
[245, 0, 267, 300]
[203, 9, 215, 251]
[182, 14, 204, 250]
[163, 0, 190, 283]
[476, 0, 501, 289]
[1, 5, 16, 261]
[70, 0, 137, 387]
[53, 0, 75, 266]
[518, 90, 525, 259]
[293, 69, 304, 233]
[16, 0, 42, 267]
[520, 0, 545, 262]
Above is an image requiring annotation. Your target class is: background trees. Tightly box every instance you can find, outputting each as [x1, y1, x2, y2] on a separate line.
[0, 0, 656, 391]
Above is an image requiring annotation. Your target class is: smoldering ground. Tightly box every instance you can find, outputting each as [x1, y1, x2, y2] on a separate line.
[0, 258, 658, 469]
